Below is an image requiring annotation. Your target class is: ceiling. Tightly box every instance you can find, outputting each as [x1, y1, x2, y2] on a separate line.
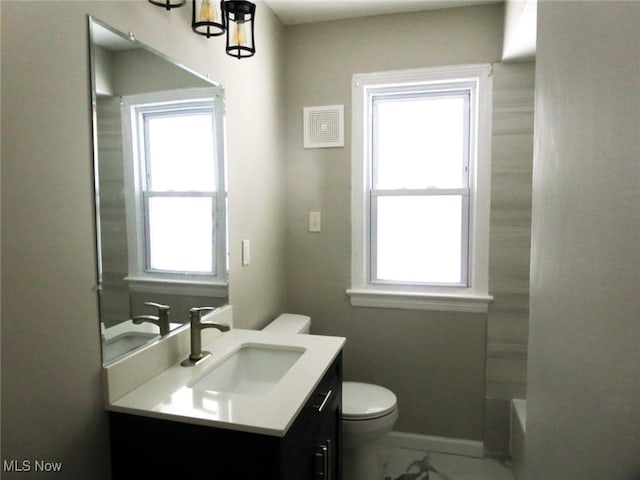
[263, 0, 501, 25]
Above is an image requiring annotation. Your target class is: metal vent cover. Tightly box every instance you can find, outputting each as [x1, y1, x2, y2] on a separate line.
[303, 105, 344, 149]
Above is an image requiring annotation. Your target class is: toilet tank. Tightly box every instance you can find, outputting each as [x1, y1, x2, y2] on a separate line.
[263, 313, 311, 334]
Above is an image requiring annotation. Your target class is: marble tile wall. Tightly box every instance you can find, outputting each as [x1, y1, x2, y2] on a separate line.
[96, 97, 130, 328]
[485, 62, 535, 456]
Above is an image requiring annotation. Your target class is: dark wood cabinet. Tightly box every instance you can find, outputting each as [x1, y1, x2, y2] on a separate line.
[109, 353, 342, 480]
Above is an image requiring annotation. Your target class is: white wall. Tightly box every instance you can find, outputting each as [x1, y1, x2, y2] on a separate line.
[526, 2, 640, 478]
[0, 1, 286, 476]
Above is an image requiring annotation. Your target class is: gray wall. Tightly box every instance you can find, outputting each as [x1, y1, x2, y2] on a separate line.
[283, 4, 505, 441]
[1, 1, 286, 477]
[525, 1, 640, 479]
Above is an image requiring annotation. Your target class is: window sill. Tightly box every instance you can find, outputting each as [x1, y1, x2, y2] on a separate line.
[125, 276, 228, 298]
[346, 288, 493, 313]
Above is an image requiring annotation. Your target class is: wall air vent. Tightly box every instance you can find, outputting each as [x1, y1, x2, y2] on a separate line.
[303, 105, 344, 149]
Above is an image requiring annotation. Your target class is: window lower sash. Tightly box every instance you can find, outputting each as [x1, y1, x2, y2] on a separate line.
[369, 188, 470, 287]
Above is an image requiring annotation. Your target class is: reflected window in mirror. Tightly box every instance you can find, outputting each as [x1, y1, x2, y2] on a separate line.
[122, 89, 227, 296]
[90, 17, 229, 365]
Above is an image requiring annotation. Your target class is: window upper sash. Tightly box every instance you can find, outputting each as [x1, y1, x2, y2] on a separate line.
[370, 89, 471, 192]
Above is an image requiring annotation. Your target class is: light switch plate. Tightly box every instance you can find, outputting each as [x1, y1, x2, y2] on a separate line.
[242, 239, 250, 266]
[309, 212, 321, 232]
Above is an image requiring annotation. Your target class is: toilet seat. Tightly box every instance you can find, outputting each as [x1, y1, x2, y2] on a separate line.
[342, 382, 397, 420]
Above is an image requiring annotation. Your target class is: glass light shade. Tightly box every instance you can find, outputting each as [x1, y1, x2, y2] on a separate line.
[192, 0, 226, 37]
[223, 0, 256, 59]
[148, 0, 186, 10]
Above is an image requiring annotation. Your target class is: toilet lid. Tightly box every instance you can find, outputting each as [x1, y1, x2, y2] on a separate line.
[342, 382, 397, 420]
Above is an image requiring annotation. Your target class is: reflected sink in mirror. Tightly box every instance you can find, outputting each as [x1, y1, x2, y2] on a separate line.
[102, 319, 182, 363]
[189, 344, 305, 395]
[103, 331, 158, 363]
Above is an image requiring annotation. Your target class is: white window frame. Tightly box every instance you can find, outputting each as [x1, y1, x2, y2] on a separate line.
[347, 65, 493, 313]
[121, 87, 227, 298]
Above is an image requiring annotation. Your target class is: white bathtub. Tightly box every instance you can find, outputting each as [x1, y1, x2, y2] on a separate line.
[510, 399, 526, 480]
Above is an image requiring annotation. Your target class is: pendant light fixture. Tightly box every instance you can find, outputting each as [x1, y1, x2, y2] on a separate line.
[148, 0, 186, 10]
[223, 1, 256, 59]
[148, 0, 256, 59]
[192, 0, 226, 38]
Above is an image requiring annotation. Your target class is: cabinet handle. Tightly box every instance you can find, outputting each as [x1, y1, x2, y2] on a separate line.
[326, 439, 332, 480]
[314, 439, 331, 480]
[313, 389, 333, 412]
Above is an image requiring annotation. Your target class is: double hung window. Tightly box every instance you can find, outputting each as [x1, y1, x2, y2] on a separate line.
[349, 65, 493, 312]
[122, 88, 227, 295]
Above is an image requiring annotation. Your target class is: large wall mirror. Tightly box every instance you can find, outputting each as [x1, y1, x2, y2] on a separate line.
[89, 17, 229, 365]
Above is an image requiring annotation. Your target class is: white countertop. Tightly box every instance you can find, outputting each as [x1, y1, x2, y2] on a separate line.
[107, 328, 345, 437]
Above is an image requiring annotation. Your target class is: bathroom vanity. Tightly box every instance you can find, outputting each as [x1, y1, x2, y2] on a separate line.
[106, 328, 344, 479]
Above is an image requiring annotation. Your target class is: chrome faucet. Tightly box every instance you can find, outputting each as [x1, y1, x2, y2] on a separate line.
[181, 307, 230, 366]
[132, 302, 171, 336]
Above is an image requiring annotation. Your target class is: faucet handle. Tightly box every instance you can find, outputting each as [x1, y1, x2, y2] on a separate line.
[145, 301, 170, 312]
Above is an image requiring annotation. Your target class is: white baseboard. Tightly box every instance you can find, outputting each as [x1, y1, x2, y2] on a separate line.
[381, 431, 485, 458]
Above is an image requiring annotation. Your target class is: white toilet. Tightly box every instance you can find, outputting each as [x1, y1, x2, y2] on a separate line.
[263, 314, 398, 480]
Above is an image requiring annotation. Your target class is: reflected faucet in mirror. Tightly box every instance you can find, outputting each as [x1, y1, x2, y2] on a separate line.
[89, 17, 229, 366]
[132, 302, 171, 336]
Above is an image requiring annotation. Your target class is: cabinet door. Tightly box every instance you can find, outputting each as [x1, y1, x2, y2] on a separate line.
[283, 354, 342, 480]
[312, 388, 340, 480]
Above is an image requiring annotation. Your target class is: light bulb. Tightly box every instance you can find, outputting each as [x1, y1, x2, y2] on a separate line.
[199, 0, 218, 22]
[232, 21, 247, 46]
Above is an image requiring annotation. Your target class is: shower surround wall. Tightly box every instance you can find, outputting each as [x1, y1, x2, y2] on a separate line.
[96, 96, 129, 327]
[283, 3, 532, 449]
[485, 61, 534, 456]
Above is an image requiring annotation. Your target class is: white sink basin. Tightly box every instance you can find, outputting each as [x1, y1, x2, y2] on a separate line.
[189, 344, 305, 395]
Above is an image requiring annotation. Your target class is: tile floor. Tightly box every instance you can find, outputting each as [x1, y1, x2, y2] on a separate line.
[379, 446, 514, 480]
